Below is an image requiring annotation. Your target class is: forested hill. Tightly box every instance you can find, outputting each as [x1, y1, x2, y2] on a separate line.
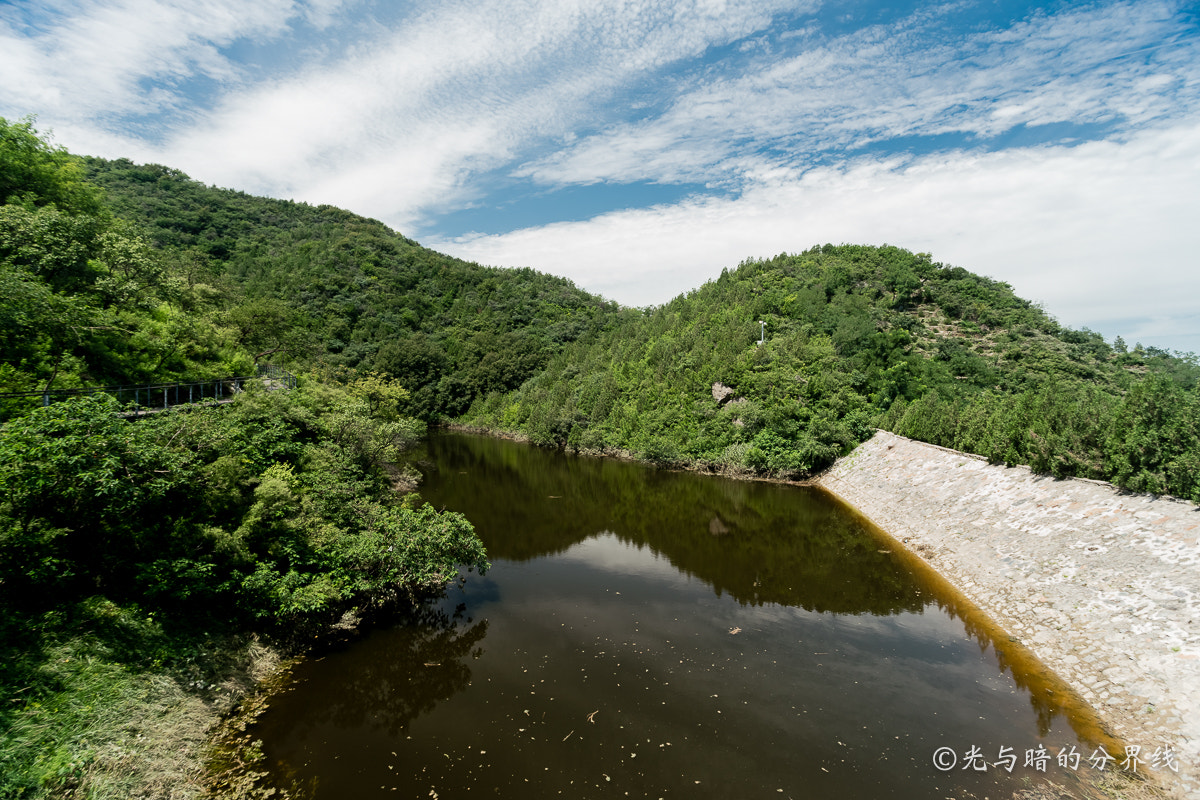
[5, 117, 1198, 500]
[0, 142, 612, 419]
[461, 246, 1200, 501]
[81, 157, 617, 418]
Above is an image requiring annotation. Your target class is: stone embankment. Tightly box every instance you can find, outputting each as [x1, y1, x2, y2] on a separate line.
[818, 430, 1200, 799]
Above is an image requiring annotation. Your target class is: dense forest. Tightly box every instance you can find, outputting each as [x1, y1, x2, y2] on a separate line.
[3, 114, 1199, 796]
[80, 157, 617, 419]
[462, 246, 1200, 501]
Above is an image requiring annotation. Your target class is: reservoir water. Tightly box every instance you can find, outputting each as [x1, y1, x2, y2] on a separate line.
[253, 432, 1115, 798]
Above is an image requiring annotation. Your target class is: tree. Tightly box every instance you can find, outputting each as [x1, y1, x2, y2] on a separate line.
[0, 117, 105, 217]
[226, 297, 307, 364]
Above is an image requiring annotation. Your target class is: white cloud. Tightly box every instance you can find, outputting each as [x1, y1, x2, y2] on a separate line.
[300, 0, 355, 29]
[432, 120, 1200, 352]
[2, 0, 818, 231]
[0, 0, 302, 122]
[152, 0, 815, 230]
[519, 0, 1200, 188]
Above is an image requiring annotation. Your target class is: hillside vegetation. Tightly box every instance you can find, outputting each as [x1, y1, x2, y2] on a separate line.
[72, 125, 1200, 508]
[461, 246, 1200, 501]
[82, 157, 616, 419]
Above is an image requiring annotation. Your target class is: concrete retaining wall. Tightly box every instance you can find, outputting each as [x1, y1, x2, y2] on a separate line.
[818, 430, 1200, 799]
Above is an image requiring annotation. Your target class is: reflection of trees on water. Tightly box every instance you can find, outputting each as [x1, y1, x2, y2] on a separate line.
[417, 432, 1125, 755]
[259, 602, 488, 742]
[929, 592, 1120, 751]
[415, 432, 924, 615]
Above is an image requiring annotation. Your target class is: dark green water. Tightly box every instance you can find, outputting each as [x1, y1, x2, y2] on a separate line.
[253, 432, 1109, 798]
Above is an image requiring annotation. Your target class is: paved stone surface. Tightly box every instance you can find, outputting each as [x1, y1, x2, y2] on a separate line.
[818, 430, 1200, 799]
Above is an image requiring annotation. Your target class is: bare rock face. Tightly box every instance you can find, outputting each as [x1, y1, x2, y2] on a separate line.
[712, 382, 735, 404]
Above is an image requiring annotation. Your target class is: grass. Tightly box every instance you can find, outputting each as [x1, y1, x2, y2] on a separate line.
[1012, 770, 1174, 800]
[0, 598, 281, 800]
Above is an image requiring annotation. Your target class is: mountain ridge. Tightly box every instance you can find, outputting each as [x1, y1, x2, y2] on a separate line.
[5, 117, 1197, 499]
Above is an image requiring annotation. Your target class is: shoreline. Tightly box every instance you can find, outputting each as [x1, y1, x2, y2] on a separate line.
[203, 425, 1199, 797]
[817, 430, 1200, 799]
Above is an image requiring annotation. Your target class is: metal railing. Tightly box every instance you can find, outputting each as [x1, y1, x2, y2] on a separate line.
[0, 365, 297, 418]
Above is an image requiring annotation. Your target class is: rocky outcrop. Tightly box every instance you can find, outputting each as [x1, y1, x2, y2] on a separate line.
[711, 382, 735, 404]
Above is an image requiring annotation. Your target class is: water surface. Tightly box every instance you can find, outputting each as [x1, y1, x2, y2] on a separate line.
[254, 432, 1111, 798]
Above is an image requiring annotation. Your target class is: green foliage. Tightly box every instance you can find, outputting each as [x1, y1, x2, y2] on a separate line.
[11, 116, 1197, 499]
[329, 503, 487, 603]
[0, 117, 105, 217]
[10, 112, 1200, 497]
[462, 245, 1200, 494]
[0, 380, 488, 795]
[0, 120, 243, 393]
[83, 155, 617, 419]
[0, 395, 180, 527]
[1104, 374, 1200, 500]
[345, 370, 410, 420]
[0, 385, 487, 624]
[4, 118, 609, 417]
[7, 118, 613, 405]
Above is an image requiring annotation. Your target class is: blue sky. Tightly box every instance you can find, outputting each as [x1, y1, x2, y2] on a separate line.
[3, 0, 1199, 353]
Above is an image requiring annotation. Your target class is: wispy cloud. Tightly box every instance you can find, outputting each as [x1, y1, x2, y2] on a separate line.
[519, 1, 1199, 188]
[0, 0, 303, 123]
[154, 0, 816, 230]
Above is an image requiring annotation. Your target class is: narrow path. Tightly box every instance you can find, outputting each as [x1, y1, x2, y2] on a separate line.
[0, 367, 295, 420]
[817, 430, 1200, 799]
